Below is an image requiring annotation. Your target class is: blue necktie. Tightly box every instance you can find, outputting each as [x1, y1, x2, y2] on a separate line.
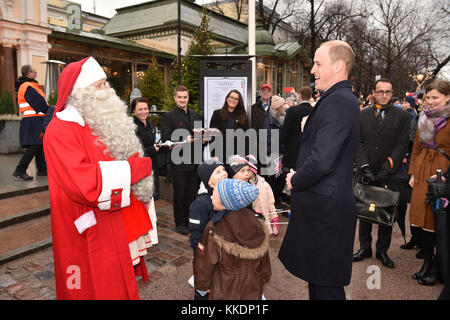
[376, 109, 385, 128]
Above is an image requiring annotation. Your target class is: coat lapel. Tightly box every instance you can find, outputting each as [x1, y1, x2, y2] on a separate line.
[367, 108, 378, 133]
[377, 108, 393, 133]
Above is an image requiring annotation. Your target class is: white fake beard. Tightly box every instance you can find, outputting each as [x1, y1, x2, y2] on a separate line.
[68, 86, 153, 203]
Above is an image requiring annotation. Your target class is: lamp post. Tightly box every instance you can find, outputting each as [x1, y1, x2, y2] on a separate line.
[409, 70, 432, 91]
[177, 0, 182, 85]
[249, 0, 256, 105]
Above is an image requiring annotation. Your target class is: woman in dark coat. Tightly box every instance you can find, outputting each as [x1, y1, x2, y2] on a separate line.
[131, 97, 160, 200]
[209, 90, 249, 162]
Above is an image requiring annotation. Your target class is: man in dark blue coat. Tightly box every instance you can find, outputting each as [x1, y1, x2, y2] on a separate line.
[13, 65, 49, 181]
[278, 40, 360, 300]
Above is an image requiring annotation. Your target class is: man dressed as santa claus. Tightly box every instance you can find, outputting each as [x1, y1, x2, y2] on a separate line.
[44, 57, 157, 300]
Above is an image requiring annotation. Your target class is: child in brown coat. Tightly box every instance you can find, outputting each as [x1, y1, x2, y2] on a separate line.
[193, 178, 271, 300]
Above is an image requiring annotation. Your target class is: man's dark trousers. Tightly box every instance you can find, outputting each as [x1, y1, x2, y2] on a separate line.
[16, 145, 46, 174]
[308, 283, 346, 300]
[172, 169, 198, 228]
[358, 221, 392, 252]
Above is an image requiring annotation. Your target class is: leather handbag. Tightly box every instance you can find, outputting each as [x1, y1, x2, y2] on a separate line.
[353, 181, 400, 226]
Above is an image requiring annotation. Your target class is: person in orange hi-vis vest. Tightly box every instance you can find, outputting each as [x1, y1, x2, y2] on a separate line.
[13, 65, 49, 180]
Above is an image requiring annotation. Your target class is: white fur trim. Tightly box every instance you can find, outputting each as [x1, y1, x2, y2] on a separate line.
[56, 104, 85, 126]
[72, 57, 106, 93]
[74, 210, 97, 234]
[97, 161, 131, 210]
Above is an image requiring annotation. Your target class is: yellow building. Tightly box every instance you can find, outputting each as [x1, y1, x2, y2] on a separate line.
[0, 0, 51, 107]
[47, 0, 107, 32]
[0, 0, 175, 112]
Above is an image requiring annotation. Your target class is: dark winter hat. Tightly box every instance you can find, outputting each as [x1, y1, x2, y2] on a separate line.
[217, 179, 259, 211]
[404, 95, 416, 107]
[197, 159, 224, 186]
[226, 155, 248, 177]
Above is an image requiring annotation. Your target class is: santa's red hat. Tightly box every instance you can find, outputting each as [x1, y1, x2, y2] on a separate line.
[54, 57, 107, 114]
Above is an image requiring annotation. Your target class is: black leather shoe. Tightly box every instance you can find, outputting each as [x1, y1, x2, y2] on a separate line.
[12, 171, 33, 181]
[412, 257, 432, 280]
[376, 251, 395, 268]
[401, 239, 420, 250]
[416, 249, 426, 259]
[353, 248, 372, 262]
[176, 225, 189, 235]
[418, 256, 438, 286]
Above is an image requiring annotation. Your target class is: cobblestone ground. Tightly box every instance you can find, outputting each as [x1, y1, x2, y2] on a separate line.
[0, 200, 444, 300]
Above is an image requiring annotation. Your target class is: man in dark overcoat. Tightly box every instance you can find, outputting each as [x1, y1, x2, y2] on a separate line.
[161, 85, 202, 235]
[280, 86, 313, 171]
[352, 78, 411, 268]
[278, 40, 360, 300]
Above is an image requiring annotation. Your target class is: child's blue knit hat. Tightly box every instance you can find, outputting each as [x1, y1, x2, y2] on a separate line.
[217, 178, 259, 211]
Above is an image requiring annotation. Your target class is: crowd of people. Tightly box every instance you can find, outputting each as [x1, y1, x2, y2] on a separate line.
[11, 38, 450, 300]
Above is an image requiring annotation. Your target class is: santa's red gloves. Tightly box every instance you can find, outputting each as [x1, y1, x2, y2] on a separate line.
[127, 152, 152, 185]
[271, 217, 280, 236]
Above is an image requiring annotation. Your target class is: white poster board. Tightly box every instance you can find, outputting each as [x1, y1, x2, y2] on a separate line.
[203, 77, 248, 160]
[204, 77, 247, 128]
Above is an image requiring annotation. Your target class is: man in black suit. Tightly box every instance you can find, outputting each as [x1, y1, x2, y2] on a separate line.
[279, 40, 360, 300]
[161, 85, 202, 235]
[353, 78, 411, 268]
[280, 86, 313, 172]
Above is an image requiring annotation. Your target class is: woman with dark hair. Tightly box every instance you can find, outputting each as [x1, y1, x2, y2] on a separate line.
[409, 79, 450, 286]
[209, 90, 249, 162]
[131, 97, 160, 200]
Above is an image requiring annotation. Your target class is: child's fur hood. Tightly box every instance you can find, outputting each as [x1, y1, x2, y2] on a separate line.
[211, 209, 269, 259]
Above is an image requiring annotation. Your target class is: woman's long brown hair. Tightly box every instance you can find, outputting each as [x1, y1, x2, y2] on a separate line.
[219, 89, 247, 126]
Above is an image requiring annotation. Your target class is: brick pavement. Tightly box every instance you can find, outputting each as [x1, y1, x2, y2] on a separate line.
[0, 199, 195, 300]
[0, 200, 444, 300]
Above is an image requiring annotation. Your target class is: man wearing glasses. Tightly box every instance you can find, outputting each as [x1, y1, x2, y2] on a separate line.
[353, 78, 411, 269]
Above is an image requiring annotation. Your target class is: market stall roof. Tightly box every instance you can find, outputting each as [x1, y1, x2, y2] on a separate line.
[215, 28, 312, 67]
[50, 24, 176, 59]
[102, 0, 247, 45]
[275, 42, 312, 67]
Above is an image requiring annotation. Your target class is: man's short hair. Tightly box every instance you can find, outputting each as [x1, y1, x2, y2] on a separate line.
[299, 86, 312, 100]
[321, 40, 355, 72]
[174, 85, 189, 96]
[21, 65, 33, 77]
[375, 78, 393, 88]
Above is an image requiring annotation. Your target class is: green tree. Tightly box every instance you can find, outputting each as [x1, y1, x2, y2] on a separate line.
[0, 91, 15, 115]
[180, 6, 215, 113]
[140, 56, 166, 108]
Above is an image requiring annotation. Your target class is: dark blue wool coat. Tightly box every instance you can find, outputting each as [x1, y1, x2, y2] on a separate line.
[278, 80, 360, 287]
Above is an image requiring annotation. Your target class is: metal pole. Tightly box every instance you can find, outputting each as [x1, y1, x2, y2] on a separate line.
[248, 0, 256, 104]
[177, 0, 182, 85]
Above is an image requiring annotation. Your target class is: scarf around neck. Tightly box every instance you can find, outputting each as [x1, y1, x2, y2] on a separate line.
[418, 102, 450, 148]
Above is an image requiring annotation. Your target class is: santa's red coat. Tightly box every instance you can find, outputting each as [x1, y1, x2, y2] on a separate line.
[44, 105, 150, 300]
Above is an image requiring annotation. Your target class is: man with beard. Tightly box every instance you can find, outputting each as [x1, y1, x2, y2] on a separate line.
[43, 57, 155, 299]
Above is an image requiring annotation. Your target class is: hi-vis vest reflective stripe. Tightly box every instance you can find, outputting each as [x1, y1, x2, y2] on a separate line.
[17, 81, 47, 118]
